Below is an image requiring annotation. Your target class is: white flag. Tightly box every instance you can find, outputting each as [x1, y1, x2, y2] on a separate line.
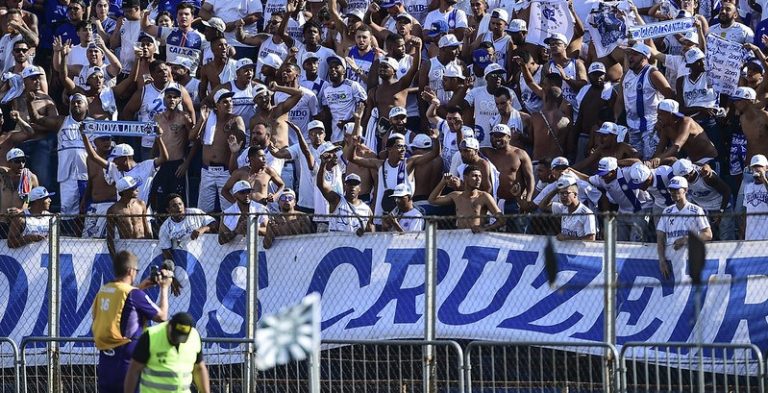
[255, 293, 321, 371]
[585, 1, 635, 58]
[525, 0, 575, 46]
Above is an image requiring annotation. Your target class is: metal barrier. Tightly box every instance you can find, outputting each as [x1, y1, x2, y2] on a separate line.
[20, 337, 96, 393]
[0, 337, 20, 393]
[465, 341, 620, 393]
[620, 342, 765, 393]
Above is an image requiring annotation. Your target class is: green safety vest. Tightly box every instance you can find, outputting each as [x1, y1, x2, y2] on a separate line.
[140, 322, 201, 392]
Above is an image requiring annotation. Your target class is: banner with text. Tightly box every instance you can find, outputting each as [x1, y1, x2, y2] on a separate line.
[706, 34, 748, 95]
[526, 0, 575, 46]
[628, 17, 695, 40]
[1, 232, 767, 362]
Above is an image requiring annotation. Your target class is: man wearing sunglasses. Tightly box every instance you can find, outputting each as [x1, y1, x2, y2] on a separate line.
[263, 188, 313, 249]
[538, 174, 597, 241]
[0, 148, 37, 238]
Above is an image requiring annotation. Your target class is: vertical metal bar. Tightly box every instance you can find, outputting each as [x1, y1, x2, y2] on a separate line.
[245, 214, 259, 393]
[695, 286, 705, 393]
[47, 216, 60, 393]
[603, 213, 616, 393]
[424, 219, 437, 393]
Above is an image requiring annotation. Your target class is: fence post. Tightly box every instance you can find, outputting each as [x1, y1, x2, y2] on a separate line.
[47, 215, 60, 393]
[424, 219, 437, 393]
[603, 213, 617, 393]
[245, 214, 259, 393]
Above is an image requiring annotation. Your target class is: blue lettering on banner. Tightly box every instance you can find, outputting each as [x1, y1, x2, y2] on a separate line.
[0, 255, 27, 336]
[307, 247, 372, 330]
[59, 253, 114, 343]
[712, 257, 768, 353]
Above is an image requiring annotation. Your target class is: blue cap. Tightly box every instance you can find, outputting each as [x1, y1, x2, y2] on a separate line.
[380, 0, 401, 8]
[427, 20, 449, 37]
[472, 48, 492, 70]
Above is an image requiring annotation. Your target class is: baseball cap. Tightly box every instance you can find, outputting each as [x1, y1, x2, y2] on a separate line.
[116, 176, 141, 193]
[443, 66, 465, 79]
[301, 52, 320, 64]
[628, 163, 652, 189]
[484, 63, 506, 77]
[395, 13, 412, 22]
[214, 89, 235, 103]
[490, 8, 509, 23]
[388, 106, 407, 118]
[327, 55, 347, 69]
[596, 157, 618, 176]
[750, 154, 768, 167]
[6, 148, 24, 161]
[410, 134, 432, 149]
[380, 57, 400, 71]
[261, 53, 283, 70]
[472, 48, 493, 70]
[506, 19, 527, 33]
[551, 156, 569, 169]
[544, 33, 568, 45]
[69, 93, 88, 104]
[201, 17, 226, 33]
[438, 34, 461, 48]
[86, 66, 104, 79]
[491, 124, 511, 136]
[668, 176, 689, 189]
[672, 158, 695, 176]
[679, 30, 699, 45]
[253, 84, 269, 97]
[459, 138, 479, 150]
[111, 143, 134, 157]
[461, 126, 475, 139]
[556, 174, 577, 189]
[279, 188, 296, 200]
[597, 122, 618, 135]
[658, 99, 683, 117]
[380, 0, 402, 8]
[21, 66, 44, 79]
[345, 173, 362, 184]
[627, 42, 652, 59]
[232, 180, 254, 194]
[307, 120, 325, 132]
[343, 123, 356, 135]
[138, 32, 156, 45]
[731, 86, 757, 101]
[390, 183, 412, 197]
[346, 8, 365, 21]
[169, 312, 195, 344]
[169, 56, 194, 70]
[28, 186, 54, 202]
[684, 47, 705, 65]
[236, 58, 255, 71]
[588, 62, 606, 74]
[163, 86, 182, 96]
[427, 20, 449, 37]
[317, 142, 341, 156]
[121, 0, 139, 8]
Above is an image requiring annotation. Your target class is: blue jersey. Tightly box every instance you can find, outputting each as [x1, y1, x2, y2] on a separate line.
[346, 46, 375, 89]
[41, 0, 69, 49]
[159, 27, 203, 73]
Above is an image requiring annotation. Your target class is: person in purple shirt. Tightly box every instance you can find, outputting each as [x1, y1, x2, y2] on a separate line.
[91, 251, 172, 393]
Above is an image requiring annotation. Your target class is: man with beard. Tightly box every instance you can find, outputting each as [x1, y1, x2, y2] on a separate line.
[159, 194, 217, 260]
[652, 99, 718, 167]
[250, 82, 304, 149]
[60, 64, 117, 121]
[318, 170, 373, 235]
[169, 57, 200, 107]
[709, 2, 753, 44]
[418, 34, 464, 107]
[320, 55, 367, 143]
[219, 58, 261, 135]
[574, 62, 616, 162]
[344, 26, 378, 90]
[490, 88, 531, 149]
[429, 166, 506, 232]
[262, 188, 313, 249]
[296, 22, 335, 80]
[106, 176, 151, 258]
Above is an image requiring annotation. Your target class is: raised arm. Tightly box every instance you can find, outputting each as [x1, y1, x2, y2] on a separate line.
[271, 82, 303, 117]
[79, 124, 110, 168]
[428, 174, 456, 206]
[153, 123, 170, 167]
[395, 37, 422, 90]
[290, 121, 314, 170]
[315, 156, 340, 206]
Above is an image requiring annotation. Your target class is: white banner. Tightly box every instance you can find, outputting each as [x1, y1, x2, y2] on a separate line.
[706, 34, 747, 95]
[628, 17, 695, 40]
[586, 1, 634, 58]
[526, 0, 575, 46]
[82, 120, 157, 137]
[1, 232, 768, 363]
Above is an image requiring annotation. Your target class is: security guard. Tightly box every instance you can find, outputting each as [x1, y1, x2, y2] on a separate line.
[123, 312, 210, 393]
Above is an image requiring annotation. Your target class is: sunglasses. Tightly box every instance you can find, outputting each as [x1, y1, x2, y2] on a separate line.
[13, 48, 28, 53]
[10, 158, 25, 164]
[279, 195, 295, 202]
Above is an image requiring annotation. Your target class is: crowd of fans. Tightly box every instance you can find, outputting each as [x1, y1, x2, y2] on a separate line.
[0, 0, 766, 254]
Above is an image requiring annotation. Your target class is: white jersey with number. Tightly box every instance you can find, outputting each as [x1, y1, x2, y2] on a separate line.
[656, 201, 709, 246]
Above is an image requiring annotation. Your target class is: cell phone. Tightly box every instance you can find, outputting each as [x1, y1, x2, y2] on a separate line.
[133, 42, 142, 52]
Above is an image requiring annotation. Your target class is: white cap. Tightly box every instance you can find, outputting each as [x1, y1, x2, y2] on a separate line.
[379, 57, 400, 71]
[672, 158, 695, 176]
[506, 19, 527, 33]
[732, 86, 757, 101]
[484, 63, 506, 77]
[438, 34, 461, 48]
[86, 66, 104, 78]
[658, 99, 683, 117]
[556, 174, 577, 189]
[116, 176, 140, 193]
[680, 30, 699, 44]
[596, 157, 618, 176]
[628, 163, 653, 188]
[588, 62, 606, 74]
[236, 58, 255, 71]
[307, 120, 325, 132]
[459, 138, 479, 150]
[201, 17, 226, 33]
[111, 143, 134, 157]
[390, 183, 412, 197]
[491, 124, 511, 136]
[260, 53, 283, 70]
[232, 180, 253, 194]
[317, 141, 341, 156]
[443, 66, 465, 79]
[551, 156, 569, 168]
[345, 173, 362, 183]
[28, 186, 54, 202]
[214, 89, 235, 103]
[253, 84, 269, 97]
[279, 188, 296, 199]
[750, 154, 768, 167]
[668, 176, 689, 189]
[346, 8, 365, 21]
[70, 93, 88, 103]
[170, 56, 195, 70]
[301, 52, 320, 64]
[597, 122, 618, 135]
[544, 33, 568, 45]
[21, 66, 44, 79]
[684, 47, 705, 65]
[388, 106, 407, 118]
[410, 134, 432, 149]
[627, 42, 652, 59]
[6, 148, 24, 161]
[461, 126, 475, 139]
[490, 8, 509, 23]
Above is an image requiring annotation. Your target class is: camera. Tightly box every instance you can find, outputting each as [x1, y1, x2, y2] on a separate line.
[150, 260, 175, 284]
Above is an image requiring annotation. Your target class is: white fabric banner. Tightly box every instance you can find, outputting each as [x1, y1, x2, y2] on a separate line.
[706, 34, 747, 95]
[525, 0, 575, 46]
[586, 1, 635, 58]
[1, 232, 768, 365]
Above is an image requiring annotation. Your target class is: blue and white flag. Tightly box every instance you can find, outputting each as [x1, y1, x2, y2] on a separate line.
[526, 0, 575, 46]
[586, 1, 635, 58]
[255, 293, 321, 371]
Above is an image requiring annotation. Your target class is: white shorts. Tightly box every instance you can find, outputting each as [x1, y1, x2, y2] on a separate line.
[82, 201, 114, 238]
[60, 179, 86, 216]
[197, 166, 231, 213]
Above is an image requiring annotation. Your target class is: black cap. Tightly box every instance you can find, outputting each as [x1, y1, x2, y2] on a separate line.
[169, 312, 195, 344]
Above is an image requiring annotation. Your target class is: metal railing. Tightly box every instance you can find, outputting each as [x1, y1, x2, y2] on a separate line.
[0, 337, 19, 393]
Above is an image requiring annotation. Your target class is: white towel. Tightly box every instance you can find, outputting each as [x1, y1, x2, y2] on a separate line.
[1, 73, 23, 104]
[202, 112, 217, 145]
[364, 107, 379, 152]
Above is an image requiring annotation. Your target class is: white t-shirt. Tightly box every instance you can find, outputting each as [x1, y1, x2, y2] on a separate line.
[743, 181, 768, 240]
[656, 201, 710, 246]
[391, 207, 424, 232]
[320, 80, 367, 142]
[552, 202, 596, 238]
[465, 86, 522, 147]
[206, 0, 262, 47]
[424, 7, 468, 31]
[275, 87, 320, 145]
[158, 208, 215, 250]
[106, 159, 157, 205]
[708, 23, 754, 44]
[287, 143, 320, 209]
[296, 45, 335, 80]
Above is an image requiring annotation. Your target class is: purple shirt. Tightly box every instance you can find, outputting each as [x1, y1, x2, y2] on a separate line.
[119, 289, 159, 353]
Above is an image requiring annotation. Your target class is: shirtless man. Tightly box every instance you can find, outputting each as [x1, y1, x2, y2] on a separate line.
[106, 176, 150, 258]
[60, 65, 116, 120]
[250, 82, 303, 148]
[222, 146, 285, 205]
[262, 188, 313, 249]
[80, 135, 116, 238]
[14, 66, 57, 129]
[730, 87, 768, 209]
[576, 62, 617, 159]
[409, 134, 443, 202]
[191, 89, 246, 213]
[575, 122, 639, 173]
[652, 99, 718, 166]
[530, 87, 572, 161]
[0, 148, 38, 237]
[197, 37, 236, 102]
[480, 124, 535, 218]
[153, 87, 195, 213]
[327, 0, 370, 55]
[428, 166, 506, 232]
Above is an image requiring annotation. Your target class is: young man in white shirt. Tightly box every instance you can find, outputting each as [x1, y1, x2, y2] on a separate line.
[539, 174, 597, 241]
[159, 194, 217, 261]
[743, 154, 768, 240]
[382, 183, 424, 232]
